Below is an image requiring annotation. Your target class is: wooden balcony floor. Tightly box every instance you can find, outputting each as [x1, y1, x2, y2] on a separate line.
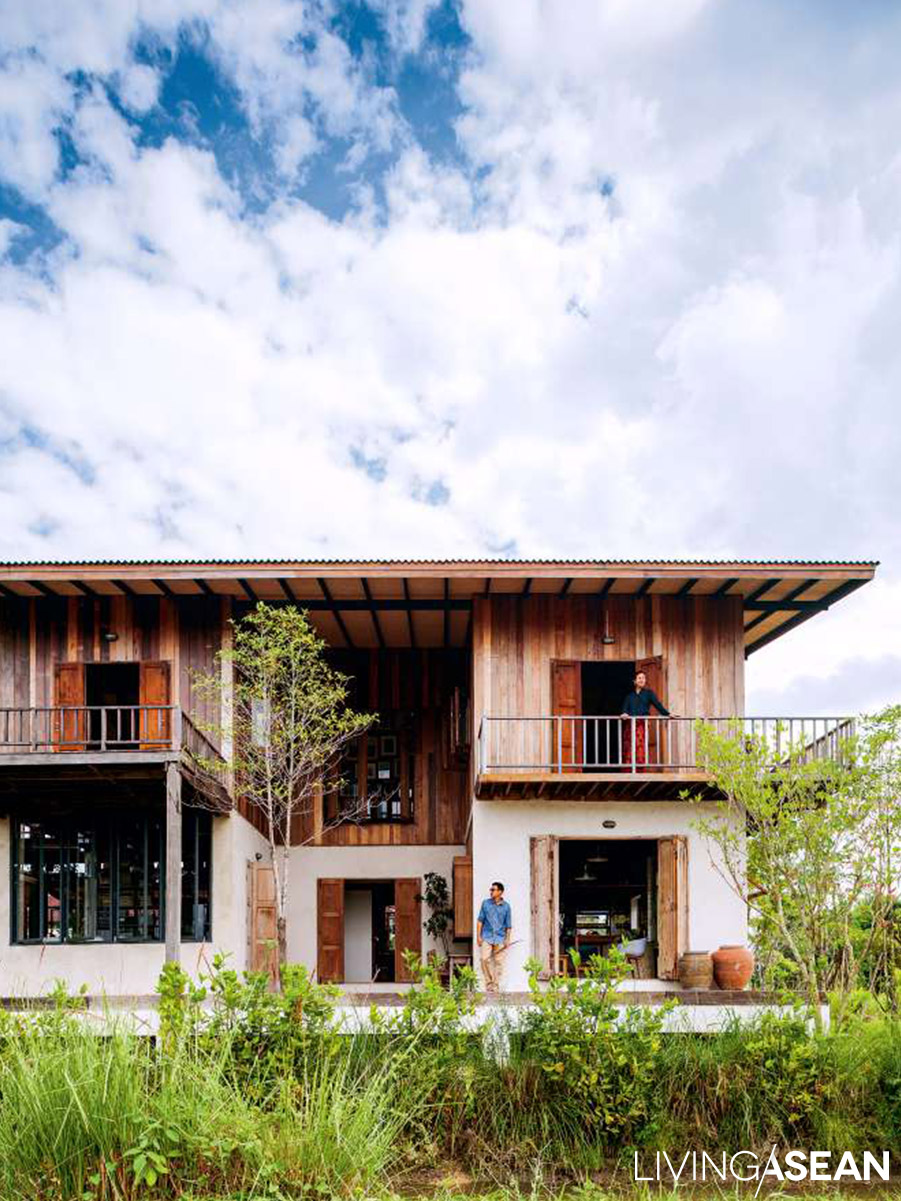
[475, 770, 724, 801]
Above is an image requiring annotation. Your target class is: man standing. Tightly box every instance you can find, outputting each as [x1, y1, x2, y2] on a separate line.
[620, 668, 670, 769]
[477, 881, 512, 995]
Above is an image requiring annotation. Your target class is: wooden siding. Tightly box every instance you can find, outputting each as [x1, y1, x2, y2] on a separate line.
[473, 593, 745, 721]
[0, 595, 222, 712]
[294, 649, 469, 848]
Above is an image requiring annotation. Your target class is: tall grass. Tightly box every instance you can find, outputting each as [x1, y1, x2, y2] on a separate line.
[3, 971, 901, 1200]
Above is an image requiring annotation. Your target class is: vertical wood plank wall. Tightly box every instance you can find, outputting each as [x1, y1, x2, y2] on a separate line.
[0, 595, 222, 717]
[294, 648, 469, 848]
[472, 594, 745, 770]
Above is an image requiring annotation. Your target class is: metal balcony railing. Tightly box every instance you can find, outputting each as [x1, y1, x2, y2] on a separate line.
[0, 705, 221, 759]
[477, 715, 856, 775]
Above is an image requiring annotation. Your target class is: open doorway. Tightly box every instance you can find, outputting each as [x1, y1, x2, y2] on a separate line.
[581, 662, 634, 767]
[344, 881, 396, 984]
[558, 839, 657, 974]
[85, 663, 140, 746]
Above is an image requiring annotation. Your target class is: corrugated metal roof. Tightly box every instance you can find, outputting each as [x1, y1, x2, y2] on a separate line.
[0, 557, 880, 567]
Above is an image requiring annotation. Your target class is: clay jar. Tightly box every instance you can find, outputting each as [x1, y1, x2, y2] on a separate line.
[678, 951, 713, 990]
[712, 944, 754, 990]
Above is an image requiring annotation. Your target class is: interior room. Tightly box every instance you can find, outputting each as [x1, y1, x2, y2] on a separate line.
[343, 881, 396, 983]
[85, 663, 140, 746]
[558, 839, 657, 974]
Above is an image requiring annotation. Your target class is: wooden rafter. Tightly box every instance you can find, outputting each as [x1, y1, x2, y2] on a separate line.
[317, 577, 354, 648]
[744, 579, 816, 632]
[361, 578, 385, 649]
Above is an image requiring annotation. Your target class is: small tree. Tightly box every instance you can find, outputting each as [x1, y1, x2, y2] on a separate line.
[194, 603, 374, 986]
[689, 708, 901, 1028]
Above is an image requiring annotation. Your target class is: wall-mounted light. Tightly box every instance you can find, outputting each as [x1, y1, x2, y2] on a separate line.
[601, 605, 615, 645]
[101, 630, 119, 643]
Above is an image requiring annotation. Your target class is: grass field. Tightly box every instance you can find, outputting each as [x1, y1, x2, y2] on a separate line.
[2, 962, 900, 1200]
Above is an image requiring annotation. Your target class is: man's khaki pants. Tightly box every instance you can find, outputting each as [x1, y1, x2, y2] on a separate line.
[480, 941, 505, 993]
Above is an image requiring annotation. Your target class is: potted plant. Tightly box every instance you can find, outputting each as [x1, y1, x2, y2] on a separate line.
[418, 871, 454, 983]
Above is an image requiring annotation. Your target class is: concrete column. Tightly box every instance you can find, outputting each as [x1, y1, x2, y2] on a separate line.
[165, 761, 182, 963]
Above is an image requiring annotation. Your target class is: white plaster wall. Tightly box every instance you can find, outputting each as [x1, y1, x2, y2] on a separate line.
[0, 810, 269, 998]
[287, 844, 467, 972]
[344, 889, 373, 982]
[472, 799, 747, 992]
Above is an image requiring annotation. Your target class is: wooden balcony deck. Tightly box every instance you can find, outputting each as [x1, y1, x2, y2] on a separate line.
[475, 715, 854, 801]
[0, 706, 230, 808]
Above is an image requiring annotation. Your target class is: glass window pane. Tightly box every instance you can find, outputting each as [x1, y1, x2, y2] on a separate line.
[148, 816, 162, 941]
[42, 825, 63, 941]
[181, 813, 212, 941]
[64, 827, 97, 941]
[15, 822, 42, 941]
[116, 819, 146, 940]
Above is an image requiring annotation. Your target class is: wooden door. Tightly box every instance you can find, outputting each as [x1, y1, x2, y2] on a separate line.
[636, 655, 665, 768]
[394, 877, 422, 982]
[452, 856, 473, 938]
[317, 878, 345, 983]
[247, 861, 278, 985]
[530, 835, 559, 978]
[53, 663, 85, 751]
[657, 836, 688, 981]
[551, 661, 582, 772]
[140, 661, 172, 749]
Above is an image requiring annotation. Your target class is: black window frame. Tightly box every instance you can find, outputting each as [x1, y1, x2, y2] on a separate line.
[11, 809, 213, 945]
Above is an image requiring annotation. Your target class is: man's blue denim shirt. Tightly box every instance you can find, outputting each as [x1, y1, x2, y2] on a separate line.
[477, 898, 512, 945]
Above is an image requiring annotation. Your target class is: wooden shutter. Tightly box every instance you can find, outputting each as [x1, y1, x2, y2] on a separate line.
[248, 861, 278, 986]
[636, 655, 665, 768]
[551, 661, 582, 771]
[140, 661, 172, 749]
[317, 878, 345, 983]
[530, 835, 558, 978]
[657, 836, 688, 980]
[453, 856, 473, 938]
[394, 877, 422, 982]
[53, 663, 85, 751]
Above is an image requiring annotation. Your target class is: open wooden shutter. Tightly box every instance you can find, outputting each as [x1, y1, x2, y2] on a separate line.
[140, 661, 172, 749]
[317, 878, 345, 983]
[394, 877, 422, 982]
[452, 856, 473, 938]
[530, 835, 558, 978]
[551, 661, 582, 771]
[53, 663, 86, 751]
[247, 861, 278, 985]
[657, 836, 688, 980]
[636, 655, 665, 768]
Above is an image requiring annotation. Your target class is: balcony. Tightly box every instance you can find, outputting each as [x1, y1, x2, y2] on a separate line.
[0, 706, 229, 806]
[475, 715, 855, 800]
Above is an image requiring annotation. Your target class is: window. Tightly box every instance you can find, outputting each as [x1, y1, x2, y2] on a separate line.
[12, 811, 212, 944]
[332, 715, 415, 824]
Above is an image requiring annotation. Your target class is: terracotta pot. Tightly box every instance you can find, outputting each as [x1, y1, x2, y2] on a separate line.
[679, 951, 713, 990]
[712, 944, 754, 990]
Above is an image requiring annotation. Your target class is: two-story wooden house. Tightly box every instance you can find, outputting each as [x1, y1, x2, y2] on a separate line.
[0, 558, 875, 997]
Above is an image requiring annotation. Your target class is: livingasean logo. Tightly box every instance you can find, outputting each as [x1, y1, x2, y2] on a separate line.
[634, 1149, 891, 1194]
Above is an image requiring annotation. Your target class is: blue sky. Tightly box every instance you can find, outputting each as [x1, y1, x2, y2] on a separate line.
[1, 0, 901, 713]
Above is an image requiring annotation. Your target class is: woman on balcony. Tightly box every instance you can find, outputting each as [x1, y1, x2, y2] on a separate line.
[620, 670, 670, 769]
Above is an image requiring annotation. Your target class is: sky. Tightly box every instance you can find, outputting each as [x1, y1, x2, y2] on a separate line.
[0, 0, 900, 716]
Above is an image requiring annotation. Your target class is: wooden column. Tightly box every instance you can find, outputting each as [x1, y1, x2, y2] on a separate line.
[165, 761, 182, 964]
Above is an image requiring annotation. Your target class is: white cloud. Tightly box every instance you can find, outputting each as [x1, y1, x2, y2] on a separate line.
[0, 0, 900, 714]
